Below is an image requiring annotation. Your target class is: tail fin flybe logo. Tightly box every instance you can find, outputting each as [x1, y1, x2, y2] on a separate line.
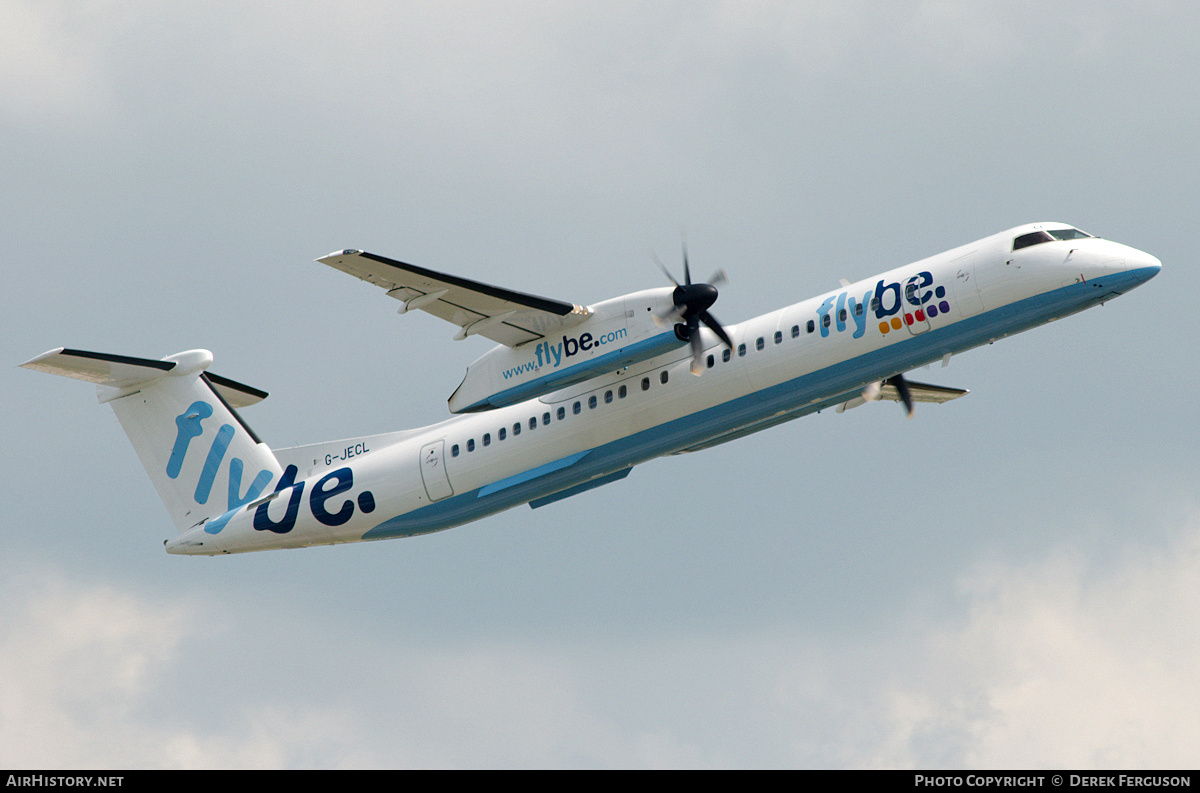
[503, 328, 629, 380]
[168, 401, 375, 535]
[816, 271, 951, 338]
[168, 401, 273, 509]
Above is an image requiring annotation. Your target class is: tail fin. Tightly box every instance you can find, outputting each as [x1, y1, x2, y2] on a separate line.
[21, 348, 283, 533]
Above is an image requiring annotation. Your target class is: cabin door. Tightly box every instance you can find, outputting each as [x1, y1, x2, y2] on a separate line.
[419, 440, 454, 501]
[950, 251, 984, 318]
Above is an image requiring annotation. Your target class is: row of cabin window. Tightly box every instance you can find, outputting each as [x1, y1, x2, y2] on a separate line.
[702, 301, 871, 371]
[704, 321, 816, 369]
[449, 370, 672, 457]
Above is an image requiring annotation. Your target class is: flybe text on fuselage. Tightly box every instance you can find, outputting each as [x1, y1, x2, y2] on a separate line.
[815, 271, 952, 339]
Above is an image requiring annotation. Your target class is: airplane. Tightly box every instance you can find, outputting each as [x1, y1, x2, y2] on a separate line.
[21, 222, 1160, 555]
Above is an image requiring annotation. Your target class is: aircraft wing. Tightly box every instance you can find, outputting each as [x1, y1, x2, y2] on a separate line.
[836, 378, 968, 413]
[878, 380, 968, 404]
[317, 250, 591, 347]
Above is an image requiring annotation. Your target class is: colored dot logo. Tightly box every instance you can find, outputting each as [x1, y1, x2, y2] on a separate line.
[879, 288, 950, 335]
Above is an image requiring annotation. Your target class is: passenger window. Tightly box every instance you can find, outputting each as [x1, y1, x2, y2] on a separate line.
[573, 401, 582, 414]
[498, 427, 506, 441]
[557, 407, 566, 421]
[451, 444, 459, 457]
[531, 417, 538, 430]
[618, 385, 627, 398]
[722, 348, 731, 362]
[707, 354, 715, 368]
[604, 390, 613, 404]
[855, 303, 863, 316]
[738, 343, 746, 357]
[822, 314, 831, 328]
[513, 422, 521, 436]
[838, 309, 847, 322]
[660, 370, 669, 384]
[542, 412, 550, 426]
[792, 324, 800, 338]
[467, 438, 475, 452]
[807, 320, 815, 333]
[588, 395, 597, 409]
[756, 337, 765, 351]
[642, 377, 650, 391]
[482, 433, 491, 447]
[774, 331, 782, 345]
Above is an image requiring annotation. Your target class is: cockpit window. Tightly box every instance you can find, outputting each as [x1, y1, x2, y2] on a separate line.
[1014, 227, 1094, 250]
[1013, 231, 1055, 250]
[1047, 228, 1093, 241]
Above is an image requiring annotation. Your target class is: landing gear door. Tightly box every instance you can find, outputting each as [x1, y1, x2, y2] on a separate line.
[419, 440, 454, 501]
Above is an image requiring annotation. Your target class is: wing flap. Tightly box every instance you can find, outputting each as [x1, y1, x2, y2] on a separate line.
[317, 250, 591, 347]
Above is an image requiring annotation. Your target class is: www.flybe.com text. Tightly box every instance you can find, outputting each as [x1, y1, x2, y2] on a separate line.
[503, 329, 629, 380]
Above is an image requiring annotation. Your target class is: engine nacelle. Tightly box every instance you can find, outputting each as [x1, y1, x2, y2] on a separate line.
[448, 288, 683, 413]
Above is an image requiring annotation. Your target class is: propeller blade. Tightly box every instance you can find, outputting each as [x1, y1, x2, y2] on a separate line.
[689, 325, 705, 376]
[653, 304, 684, 328]
[885, 374, 915, 419]
[650, 244, 732, 367]
[652, 252, 680, 287]
[699, 310, 733, 349]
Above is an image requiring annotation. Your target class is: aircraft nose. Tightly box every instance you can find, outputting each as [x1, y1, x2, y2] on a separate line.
[1126, 249, 1162, 286]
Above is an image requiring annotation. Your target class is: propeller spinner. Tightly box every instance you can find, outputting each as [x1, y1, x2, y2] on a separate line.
[654, 245, 734, 375]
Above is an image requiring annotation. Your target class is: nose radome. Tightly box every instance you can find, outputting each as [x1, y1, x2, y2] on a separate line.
[1123, 250, 1161, 281]
[1117, 247, 1162, 289]
[1134, 250, 1163, 275]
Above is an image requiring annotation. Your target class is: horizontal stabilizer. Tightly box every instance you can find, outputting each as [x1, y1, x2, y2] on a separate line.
[20, 348, 268, 407]
[202, 372, 269, 408]
[20, 348, 174, 388]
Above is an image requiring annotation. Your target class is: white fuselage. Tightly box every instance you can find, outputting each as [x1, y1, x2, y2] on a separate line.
[166, 223, 1160, 554]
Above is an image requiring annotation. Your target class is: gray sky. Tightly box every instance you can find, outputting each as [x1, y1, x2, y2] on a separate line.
[3, 1, 1198, 768]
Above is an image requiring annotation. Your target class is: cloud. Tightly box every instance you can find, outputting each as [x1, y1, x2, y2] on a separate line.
[0, 572, 187, 767]
[0, 2, 122, 124]
[4, 511, 1200, 768]
[837, 513, 1200, 768]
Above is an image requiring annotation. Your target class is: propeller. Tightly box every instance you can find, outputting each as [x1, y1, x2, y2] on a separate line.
[653, 244, 733, 375]
[884, 373, 915, 419]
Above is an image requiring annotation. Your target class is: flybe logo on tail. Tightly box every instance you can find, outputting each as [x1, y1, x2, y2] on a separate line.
[168, 400, 273, 510]
[168, 401, 375, 536]
[502, 328, 629, 380]
[815, 271, 952, 338]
